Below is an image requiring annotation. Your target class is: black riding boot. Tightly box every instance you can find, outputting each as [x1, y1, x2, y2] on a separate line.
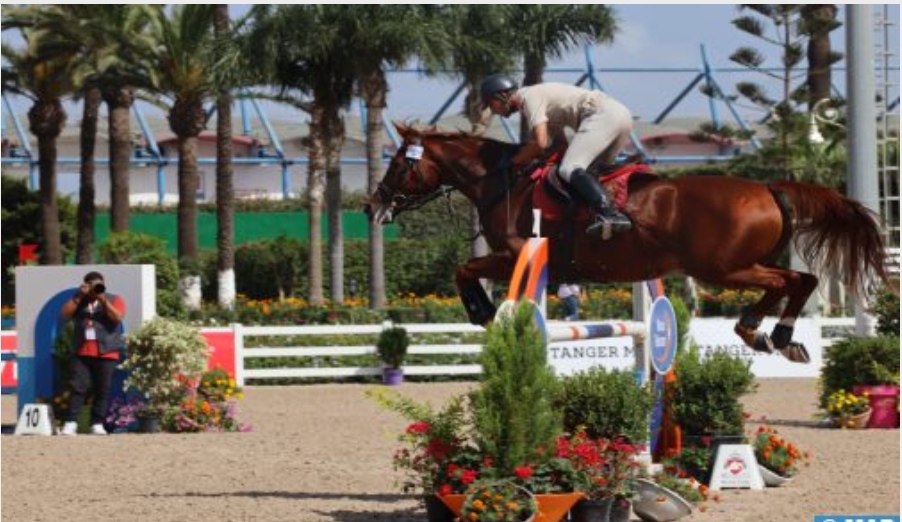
[568, 169, 632, 238]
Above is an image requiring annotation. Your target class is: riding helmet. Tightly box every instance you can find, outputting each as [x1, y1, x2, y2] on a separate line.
[480, 74, 518, 105]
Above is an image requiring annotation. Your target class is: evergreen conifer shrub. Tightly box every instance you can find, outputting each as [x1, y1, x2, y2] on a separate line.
[470, 302, 562, 473]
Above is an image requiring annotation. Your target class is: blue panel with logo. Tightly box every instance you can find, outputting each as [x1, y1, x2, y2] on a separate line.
[649, 296, 677, 374]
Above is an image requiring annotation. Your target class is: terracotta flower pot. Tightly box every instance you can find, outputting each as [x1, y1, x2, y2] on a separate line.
[436, 493, 465, 516]
[834, 408, 871, 430]
[438, 491, 584, 522]
[424, 494, 456, 522]
[534, 492, 585, 522]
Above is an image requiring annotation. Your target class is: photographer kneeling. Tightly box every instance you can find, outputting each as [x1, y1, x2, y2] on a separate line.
[59, 271, 125, 436]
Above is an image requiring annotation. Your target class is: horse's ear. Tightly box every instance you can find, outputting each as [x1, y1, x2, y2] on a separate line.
[392, 120, 409, 138]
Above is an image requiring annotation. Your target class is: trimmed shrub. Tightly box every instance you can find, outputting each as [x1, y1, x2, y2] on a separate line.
[555, 366, 653, 442]
[672, 345, 756, 436]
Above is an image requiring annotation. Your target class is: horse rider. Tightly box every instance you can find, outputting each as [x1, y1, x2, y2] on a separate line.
[480, 74, 633, 237]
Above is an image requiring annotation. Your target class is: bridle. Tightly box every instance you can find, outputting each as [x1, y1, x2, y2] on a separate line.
[374, 139, 456, 216]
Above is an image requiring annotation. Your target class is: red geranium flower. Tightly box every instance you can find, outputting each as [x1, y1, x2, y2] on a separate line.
[460, 469, 479, 485]
[406, 421, 430, 434]
[514, 466, 534, 480]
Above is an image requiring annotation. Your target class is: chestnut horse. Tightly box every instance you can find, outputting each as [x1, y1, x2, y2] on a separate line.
[366, 125, 889, 363]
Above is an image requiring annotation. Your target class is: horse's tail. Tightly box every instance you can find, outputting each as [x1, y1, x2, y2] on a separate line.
[770, 180, 890, 294]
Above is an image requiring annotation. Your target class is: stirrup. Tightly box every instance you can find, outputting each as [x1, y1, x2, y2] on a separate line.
[586, 212, 631, 240]
[586, 218, 613, 240]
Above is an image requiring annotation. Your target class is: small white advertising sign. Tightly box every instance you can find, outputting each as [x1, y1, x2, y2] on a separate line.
[708, 444, 765, 490]
[548, 336, 636, 377]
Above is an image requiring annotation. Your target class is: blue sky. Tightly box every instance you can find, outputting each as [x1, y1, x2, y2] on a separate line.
[2, 4, 900, 126]
[379, 4, 901, 123]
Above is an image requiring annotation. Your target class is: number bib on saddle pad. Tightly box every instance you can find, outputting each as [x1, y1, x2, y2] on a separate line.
[529, 160, 656, 222]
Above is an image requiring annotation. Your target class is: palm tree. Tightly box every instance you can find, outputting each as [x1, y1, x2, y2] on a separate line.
[442, 5, 514, 132]
[242, 6, 355, 306]
[75, 87, 101, 264]
[85, 6, 158, 234]
[8, 5, 160, 258]
[1, 20, 77, 265]
[435, 6, 515, 290]
[504, 5, 618, 141]
[335, 5, 447, 308]
[143, 4, 218, 309]
[3, 5, 96, 264]
[33, 6, 159, 233]
[214, 4, 235, 309]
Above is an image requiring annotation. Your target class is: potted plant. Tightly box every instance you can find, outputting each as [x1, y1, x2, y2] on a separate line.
[120, 317, 209, 432]
[161, 368, 251, 433]
[824, 389, 872, 429]
[460, 479, 538, 522]
[366, 388, 476, 522]
[560, 429, 644, 522]
[465, 302, 584, 522]
[372, 302, 589, 522]
[750, 425, 810, 486]
[820, 336, 900, 429]
[376, 325, 409, 385]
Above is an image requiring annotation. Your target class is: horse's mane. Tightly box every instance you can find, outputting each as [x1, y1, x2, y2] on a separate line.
[401, 121, 517, 149]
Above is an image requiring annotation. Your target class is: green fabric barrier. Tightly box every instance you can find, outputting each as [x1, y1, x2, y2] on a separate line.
[94, 211, 398, 253]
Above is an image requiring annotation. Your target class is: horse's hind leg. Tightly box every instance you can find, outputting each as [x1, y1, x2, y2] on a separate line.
[716, 265, 791, 354]
[734, 289, 785, 354]
[769, 270, 818, 363]
[718, 265, 817, 363]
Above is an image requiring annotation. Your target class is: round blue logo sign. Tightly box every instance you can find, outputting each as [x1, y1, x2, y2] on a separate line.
[649, 296, 677, 374]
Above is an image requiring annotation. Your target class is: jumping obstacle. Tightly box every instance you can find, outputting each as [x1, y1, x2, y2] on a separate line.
[497, 235, 681, 459]
[498, 236, 652, 380]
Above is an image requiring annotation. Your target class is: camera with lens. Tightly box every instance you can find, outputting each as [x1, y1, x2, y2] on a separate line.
[92, 282, 106, 294]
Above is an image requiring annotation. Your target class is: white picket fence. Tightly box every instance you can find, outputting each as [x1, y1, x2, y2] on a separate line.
[233, 317, 857, 386]
[235, 323, 486, 386]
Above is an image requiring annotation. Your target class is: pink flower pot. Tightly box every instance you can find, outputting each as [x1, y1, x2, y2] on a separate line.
[852, 385, 900, 429]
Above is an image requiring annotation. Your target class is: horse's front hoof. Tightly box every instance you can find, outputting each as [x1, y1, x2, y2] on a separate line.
[779, 342, 811, 363]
